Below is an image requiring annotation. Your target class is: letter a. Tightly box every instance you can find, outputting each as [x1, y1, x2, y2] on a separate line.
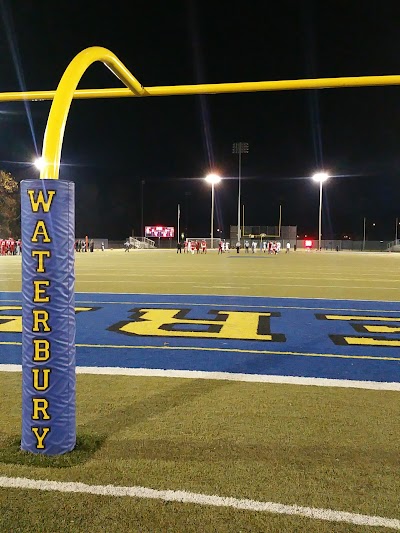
[31, 220, 51, 243]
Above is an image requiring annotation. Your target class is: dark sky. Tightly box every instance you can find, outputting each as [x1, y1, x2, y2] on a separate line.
[1, 0, 400, 240]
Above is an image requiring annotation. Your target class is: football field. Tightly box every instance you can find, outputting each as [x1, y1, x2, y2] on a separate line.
[1, 249, 400, 532]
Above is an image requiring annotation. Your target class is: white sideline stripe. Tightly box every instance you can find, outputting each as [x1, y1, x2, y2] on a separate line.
[1, 364, 400, 391]
[5, 297, 400, 313]
[0, 476, 399, 529]
[2, 288, 400, 303]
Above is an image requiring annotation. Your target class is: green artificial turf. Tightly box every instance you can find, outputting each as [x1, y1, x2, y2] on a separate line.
[1, 249, 400, 531]
[1, 248, 400, 300]
[0, 373, 399, 532]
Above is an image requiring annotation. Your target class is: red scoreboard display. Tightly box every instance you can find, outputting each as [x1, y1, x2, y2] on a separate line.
[145, 226, 175, 238]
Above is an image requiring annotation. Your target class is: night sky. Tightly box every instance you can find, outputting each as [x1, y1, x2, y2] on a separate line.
[1, 0, 400, 241]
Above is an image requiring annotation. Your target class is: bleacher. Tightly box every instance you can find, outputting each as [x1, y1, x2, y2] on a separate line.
[129, 236, 156, 249]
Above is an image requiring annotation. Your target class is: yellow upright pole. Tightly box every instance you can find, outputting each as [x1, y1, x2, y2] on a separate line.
[40, 47, 145, 180]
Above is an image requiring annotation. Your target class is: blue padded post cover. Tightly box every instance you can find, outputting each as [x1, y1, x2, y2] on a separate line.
[20, 179, 76, 455]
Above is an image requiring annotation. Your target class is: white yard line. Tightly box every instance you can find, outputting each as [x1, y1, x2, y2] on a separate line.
[0, 476, 399, 529]
[3, 289, 400, 304]
[2, 296, 400, 314]
[1, 364, 399, 391]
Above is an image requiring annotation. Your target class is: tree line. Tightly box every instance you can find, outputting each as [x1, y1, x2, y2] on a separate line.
[0, 170, 20, 237]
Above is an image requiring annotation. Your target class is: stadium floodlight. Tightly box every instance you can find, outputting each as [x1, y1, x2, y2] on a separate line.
[312, 172, 329, 251]
[205, 173, 221, 249]
[232, 142, 249, 242]
[33, 157, 45, 171]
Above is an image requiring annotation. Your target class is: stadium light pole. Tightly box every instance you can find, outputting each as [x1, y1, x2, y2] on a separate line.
[363, 217, 366, 251]
[205, 173, 221, 249]
[184, 191, 191, 238]
[312, 172, 329, 251]
[141, 180, 145, 239]
[232, 142, 249, 242]
[177, 204, 180, 244]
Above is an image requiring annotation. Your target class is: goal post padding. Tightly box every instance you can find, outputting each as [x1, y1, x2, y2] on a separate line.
[21, 179, 76, 455]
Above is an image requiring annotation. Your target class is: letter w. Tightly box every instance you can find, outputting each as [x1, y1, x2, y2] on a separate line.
[27, 190, 56, 213]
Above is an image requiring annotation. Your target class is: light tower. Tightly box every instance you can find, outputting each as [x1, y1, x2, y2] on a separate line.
[232, 142, 249, 242]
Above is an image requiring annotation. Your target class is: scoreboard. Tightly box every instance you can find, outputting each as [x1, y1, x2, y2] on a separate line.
[145, 226, 175, 238]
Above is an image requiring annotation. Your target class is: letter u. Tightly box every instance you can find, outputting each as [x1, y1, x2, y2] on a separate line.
[32, 368, 51, 391]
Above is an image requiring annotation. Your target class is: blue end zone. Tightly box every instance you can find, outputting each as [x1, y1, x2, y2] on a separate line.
[1, 292, 400, 383]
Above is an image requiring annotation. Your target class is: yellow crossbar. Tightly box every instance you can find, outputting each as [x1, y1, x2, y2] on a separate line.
[0, 46, 397, 179]
[2, 75, 400, 102]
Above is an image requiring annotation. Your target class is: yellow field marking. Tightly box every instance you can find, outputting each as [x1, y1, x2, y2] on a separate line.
[73, 344, 400, 361]
[363, 325, 400, 333]
[324, 314, 400, 322]
[3, 330, 400, 361]
[0, 341, 387, 361]
[343, 337, 400, 347]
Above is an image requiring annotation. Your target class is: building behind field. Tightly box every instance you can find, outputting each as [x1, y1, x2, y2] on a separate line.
[230, 225, 297, 248]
